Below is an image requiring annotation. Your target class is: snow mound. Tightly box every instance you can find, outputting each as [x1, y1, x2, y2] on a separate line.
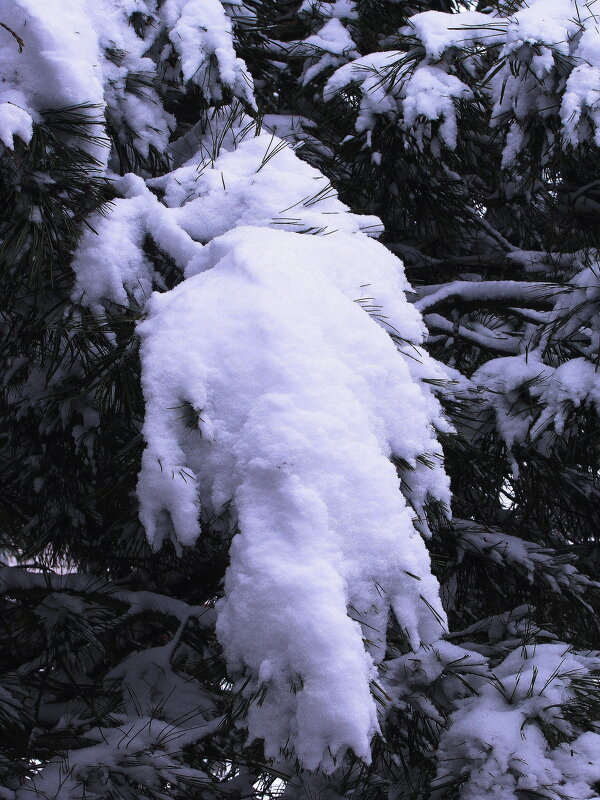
[137, 225, 449, 769]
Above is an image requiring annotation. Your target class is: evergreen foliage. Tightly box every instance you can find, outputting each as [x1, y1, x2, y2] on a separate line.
[2, 1, 600, 799]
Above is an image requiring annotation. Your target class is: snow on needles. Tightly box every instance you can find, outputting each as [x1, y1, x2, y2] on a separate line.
[324, 0, 600, 159]
[0, 0, 104, 155]
[3, 0, 451, 764]
[72, 130, 382, 308]
[0, 0, 254, 163]
[137, 225, 449, 769]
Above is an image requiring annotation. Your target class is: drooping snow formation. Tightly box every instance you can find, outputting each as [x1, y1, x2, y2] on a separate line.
[137, 222, 449, 768]
[325, 0, 600, 160]
[132, 132, 451, 769]
[72, 119, 451, 766]
[2, 0, 452, 768]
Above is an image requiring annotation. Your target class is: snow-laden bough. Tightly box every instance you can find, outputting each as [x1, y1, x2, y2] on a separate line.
[136, 224, 450, 770]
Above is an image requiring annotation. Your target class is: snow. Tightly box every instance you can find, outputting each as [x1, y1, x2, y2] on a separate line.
[471, 354, 552, 454]
[0, 0, 105, 161]
[405, 10, 494, 60]
[325, 52, 402, 133]
[435, 644, 600, 800]
[325, 1, 600, 159]
[151, 132, 383, 242]
[401, 66, 472, 150]
[452, 520, 596, 595]
[161, 0, 255, 106]
[136, 224, 449, 769]
[68, 103, 454, 767]
[471, 349, 600, 460]
[295, 0, 360, 83]
[325, 50, 472, 150]
[415, 280, 561, 314]
[304, 17, 356, 56]
[71, 174, 203, 312]
[72, 129, 382, 309]
[0, 0, 258, 167]
[0, 102, 32, 149]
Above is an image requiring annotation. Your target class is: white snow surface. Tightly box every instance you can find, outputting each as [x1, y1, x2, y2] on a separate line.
[0, 102, 33, 149]
[69, 107, 452, 768]
[72, 173, 203, 311]
[406, 10, 493, 60]
[137, 224, 449, 769]
[0, 0, 105, 160]
[472, 351, 600, 456]
[72, 130, 382, 308]
[161, 0, 255, 106]
[151, 132, 383, 242]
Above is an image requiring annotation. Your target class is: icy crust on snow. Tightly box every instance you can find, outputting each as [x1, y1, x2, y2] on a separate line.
[137, 225, 449, 770]
[324, 0, 600, 158]
[72, 131, 382, 308]
[0, 0, 254, 164]
[435, 644, 600, 800]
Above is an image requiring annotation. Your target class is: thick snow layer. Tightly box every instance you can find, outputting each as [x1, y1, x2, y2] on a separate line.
[137, 225, 449, 769]
[151, 132, 383, 242]
[73, 130, 382, 308]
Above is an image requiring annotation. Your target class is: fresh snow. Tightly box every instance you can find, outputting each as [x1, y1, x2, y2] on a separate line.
[435, 645, 600, 800]
[72, 130, 383, 309]
[325, 0, 600, 160]
[0, 0, 105, 160]
[137, 224, 449, 769]
[5, 0, 600, 789]
[160, 0, 255, 106]
[70, 96, 452, 767]
[0, 0, 256, 166]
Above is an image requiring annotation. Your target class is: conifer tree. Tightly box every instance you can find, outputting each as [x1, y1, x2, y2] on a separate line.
[2, 2, 600, 800]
